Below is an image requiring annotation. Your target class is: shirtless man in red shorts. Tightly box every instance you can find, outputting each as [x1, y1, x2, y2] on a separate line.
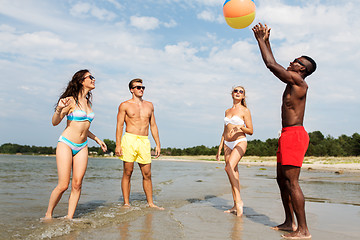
[253, 23, 316, 239]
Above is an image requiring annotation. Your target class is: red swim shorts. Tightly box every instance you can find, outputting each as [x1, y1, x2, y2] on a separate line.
[276, 126, 309, 167]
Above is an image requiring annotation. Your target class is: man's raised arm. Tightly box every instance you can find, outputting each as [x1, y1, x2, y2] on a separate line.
[252, 23, 294, 85]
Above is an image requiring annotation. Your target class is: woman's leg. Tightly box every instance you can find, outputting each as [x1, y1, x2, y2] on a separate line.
[44, 142, 73, 219]
[67, 146, 88, 219]
[224, 141, 247, 216]
[223, 145, 236, 213]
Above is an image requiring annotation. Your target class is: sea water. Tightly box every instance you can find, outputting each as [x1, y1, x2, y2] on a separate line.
[0, 154, 359, 239]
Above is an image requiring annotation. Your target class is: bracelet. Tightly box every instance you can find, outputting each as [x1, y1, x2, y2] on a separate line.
[55, 108, 61, 114]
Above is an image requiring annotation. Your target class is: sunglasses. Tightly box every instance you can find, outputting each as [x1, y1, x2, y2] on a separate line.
[84, 75, 95, 80]
[293, 59, 308, 72]
[233, 89, 244, 94]
[132, 86, 145, 90]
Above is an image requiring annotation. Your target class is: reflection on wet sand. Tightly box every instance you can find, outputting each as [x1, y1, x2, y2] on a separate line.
[118, 212, 154, 240]
[230, 217, 243, 240]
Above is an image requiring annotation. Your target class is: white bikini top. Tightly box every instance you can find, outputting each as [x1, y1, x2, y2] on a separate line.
[224, 115, 244, 126]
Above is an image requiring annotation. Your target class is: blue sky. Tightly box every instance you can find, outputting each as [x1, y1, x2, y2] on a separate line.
[0, 0, 359, 148]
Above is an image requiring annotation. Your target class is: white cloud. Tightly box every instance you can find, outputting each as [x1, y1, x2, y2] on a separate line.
[1, 0, 360, 147]
[130, 16, 160, 30]
[192, 0, 223, 7]
[164, 42, 198, 59]
[0, 24, 16, 32]
[130, 16, 177, 30]
[163, 0, 223, 7]
[0, 1, 77, 32]
[106, 0, 123, 10]
[0, 30, 78, 61]
[197, 10, 224, 23]
[70, 2, 91, 16]
[197, 10, 214, 21]
[91, 6, 117, 21]
[70, 2, 116, 21]
[163, 19, 177, 28]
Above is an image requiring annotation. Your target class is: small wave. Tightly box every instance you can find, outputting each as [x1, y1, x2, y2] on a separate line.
[26, 201, 154, 240]
[158, 179, 174, 185]
[39, 222, 72, 239]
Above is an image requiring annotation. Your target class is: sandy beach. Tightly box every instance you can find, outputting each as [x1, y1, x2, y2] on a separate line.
[1, 154, 359, 239]
[156, 155, 360, 172]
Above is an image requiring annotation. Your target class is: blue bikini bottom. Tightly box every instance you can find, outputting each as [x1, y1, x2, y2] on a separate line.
[58, 135, 88, 155]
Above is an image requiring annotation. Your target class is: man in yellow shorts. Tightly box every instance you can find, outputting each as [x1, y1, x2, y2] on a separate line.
[115, 78, 163, 210]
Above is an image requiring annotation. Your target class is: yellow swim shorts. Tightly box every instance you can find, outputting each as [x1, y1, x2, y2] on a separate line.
[119, 132, 151, 164]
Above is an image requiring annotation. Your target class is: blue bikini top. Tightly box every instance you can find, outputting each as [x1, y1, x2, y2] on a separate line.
[67, 110, 95, 122]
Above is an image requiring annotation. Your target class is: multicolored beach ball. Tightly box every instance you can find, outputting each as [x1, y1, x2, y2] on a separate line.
[223, 0, 256, 29]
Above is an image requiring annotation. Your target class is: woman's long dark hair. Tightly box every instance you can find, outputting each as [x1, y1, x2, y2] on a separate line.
[55, 69, 92, 110]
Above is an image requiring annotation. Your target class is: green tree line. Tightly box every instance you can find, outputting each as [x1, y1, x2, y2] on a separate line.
[0, 143, 55, 155]
[1, 131, 359, 156]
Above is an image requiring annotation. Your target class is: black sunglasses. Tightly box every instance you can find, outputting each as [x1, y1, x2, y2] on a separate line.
[132, 86, 145, 90]
[83, 75, 95, 80]
[293, 59, 308, 72]
[233, 89, 244, 94]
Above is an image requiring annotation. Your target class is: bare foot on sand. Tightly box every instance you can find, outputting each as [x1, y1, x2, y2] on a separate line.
[40, 216, 52, 222]
[281, 231, 311, 239]
[225, 202, 243, 216]
[224, 206, 236, 214]
[148, 203, 164, 210]
[122, 203, 131, 208]
[271, 223, 297, 232]
[235, 201, 243, 217]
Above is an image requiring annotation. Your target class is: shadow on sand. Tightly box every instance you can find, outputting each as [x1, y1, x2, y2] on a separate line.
[186, 195, 278, 228]
[74, 200, 107, 218]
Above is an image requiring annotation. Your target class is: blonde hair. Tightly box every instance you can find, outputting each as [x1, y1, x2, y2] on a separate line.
[232, 86, 247, 108]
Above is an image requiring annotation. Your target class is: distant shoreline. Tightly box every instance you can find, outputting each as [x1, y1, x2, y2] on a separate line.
[2, 153, 359, 172]
[154, 155, 360, 173]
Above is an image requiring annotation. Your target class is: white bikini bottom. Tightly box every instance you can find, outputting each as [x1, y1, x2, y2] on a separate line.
[224, 138, 247, 150]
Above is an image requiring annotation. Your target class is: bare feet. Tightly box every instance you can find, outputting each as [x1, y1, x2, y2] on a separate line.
[272, 223, 297, 232]
[224, 201, 243, 216]
[235, 201, 243, 217]
[122, 203, 131, 208]
[281, 231, 312, 239]
[40, 216, 52, 222]
[148, 203, 164, 210]
[224, 206, 236, 214]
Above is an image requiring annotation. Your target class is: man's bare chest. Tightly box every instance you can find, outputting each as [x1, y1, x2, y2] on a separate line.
[126, 107, 151, 119]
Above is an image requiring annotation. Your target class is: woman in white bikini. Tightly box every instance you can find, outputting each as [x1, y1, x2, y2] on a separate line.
[216, 86, 253, 216]
[43, 69, 107, 220]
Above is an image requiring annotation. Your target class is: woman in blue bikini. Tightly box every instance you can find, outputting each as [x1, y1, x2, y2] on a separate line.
[216, 86, 253, 216]
[44, 69, 107, 220]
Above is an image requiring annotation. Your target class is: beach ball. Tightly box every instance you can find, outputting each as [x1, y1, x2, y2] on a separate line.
[223, 0, 256, 29]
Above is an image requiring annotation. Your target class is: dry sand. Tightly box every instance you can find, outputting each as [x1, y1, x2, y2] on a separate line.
[155, 155, 360, 172]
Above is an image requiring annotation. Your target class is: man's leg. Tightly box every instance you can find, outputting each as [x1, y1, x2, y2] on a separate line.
[281, 165, 311, 239]
[139, 163, 164, 210]
[272, 163, 296, 231]
[121, 161, 134, 206]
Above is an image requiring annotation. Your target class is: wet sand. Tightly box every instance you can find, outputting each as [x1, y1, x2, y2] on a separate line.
[71, 195, 359, 240]
[54, 158, 360, 240]
[1, 155, 359, 239]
